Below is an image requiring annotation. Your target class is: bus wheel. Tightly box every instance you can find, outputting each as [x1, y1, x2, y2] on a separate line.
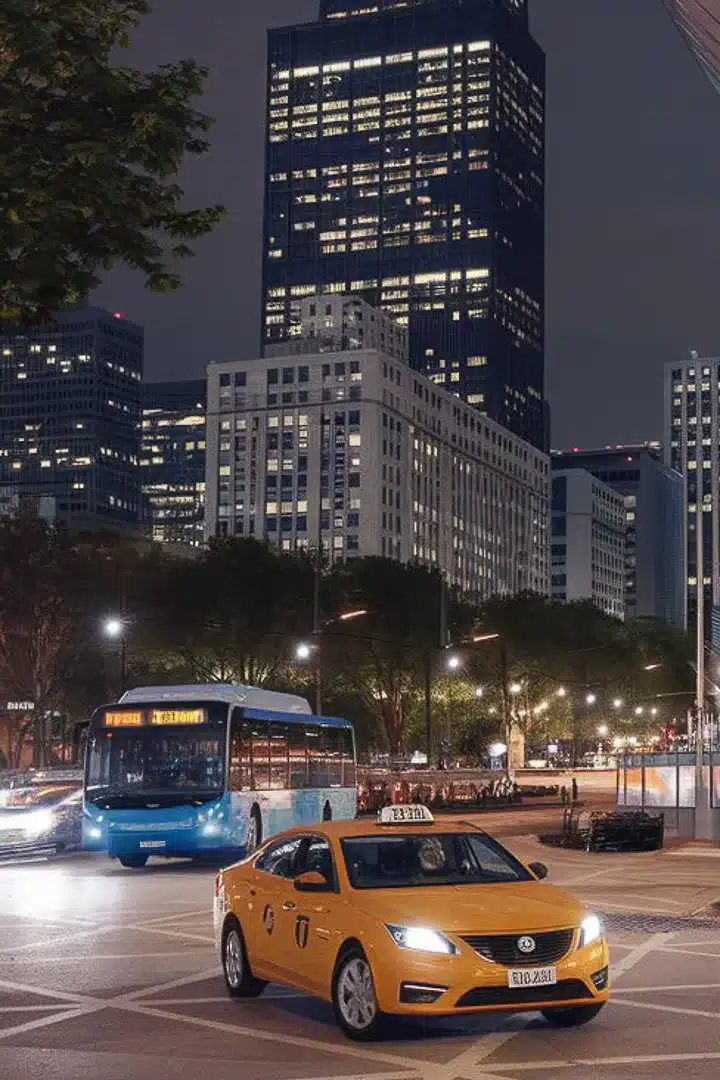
[246, 806, 262, 854]
[118, 855, 148, 869]
[323, 801, 333, 822]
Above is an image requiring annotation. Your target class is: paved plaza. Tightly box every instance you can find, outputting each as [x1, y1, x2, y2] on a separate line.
[0, 809, 719, 1080]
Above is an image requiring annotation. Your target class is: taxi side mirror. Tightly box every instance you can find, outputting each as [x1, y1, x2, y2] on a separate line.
[529, 861, 548, 880]
[294, 871, 333, 893]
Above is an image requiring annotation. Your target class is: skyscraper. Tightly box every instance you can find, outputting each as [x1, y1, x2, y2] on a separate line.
[262, 0, 547, 448]
[0, 307, 143, 532]
[141, 380, 206, 550]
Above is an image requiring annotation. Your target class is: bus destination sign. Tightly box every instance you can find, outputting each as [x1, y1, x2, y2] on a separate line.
[104, 711, 144, 727]
[149, 708, 206, 726]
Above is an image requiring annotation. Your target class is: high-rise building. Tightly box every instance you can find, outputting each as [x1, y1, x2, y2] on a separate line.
[551, 469, 625, 620]
[665, 356, 720, 634]
[206, 295, 549, 596]
[262, 0, 547, 448]
[0, 307, 143, 531]
[552, 445, 685, 629]
[141, 380, 206, 550]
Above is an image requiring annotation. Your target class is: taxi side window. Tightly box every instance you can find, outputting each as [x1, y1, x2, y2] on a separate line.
[255, 837, 303, 879]
[298, 836, 337, 890]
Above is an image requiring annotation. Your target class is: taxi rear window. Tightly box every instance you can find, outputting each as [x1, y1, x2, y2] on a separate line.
[341, 832, 531, 889]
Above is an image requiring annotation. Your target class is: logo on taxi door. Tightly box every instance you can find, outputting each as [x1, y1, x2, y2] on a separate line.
[263, 905, 275, 935]
[295, 915, 310, 949]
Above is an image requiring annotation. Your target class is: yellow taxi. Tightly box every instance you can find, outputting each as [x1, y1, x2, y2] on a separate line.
[214, 805, 609, 1040]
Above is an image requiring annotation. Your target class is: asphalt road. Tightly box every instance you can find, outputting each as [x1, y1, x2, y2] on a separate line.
[0, 806, 719, 1080]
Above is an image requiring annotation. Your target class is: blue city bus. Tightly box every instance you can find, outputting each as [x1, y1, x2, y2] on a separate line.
[82, 685, 357, 868]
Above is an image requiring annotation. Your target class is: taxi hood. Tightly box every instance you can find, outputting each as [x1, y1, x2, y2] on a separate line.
[352, 881, 586, 934]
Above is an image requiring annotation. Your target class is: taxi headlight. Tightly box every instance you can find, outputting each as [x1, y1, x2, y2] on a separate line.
[386, 925, 457, 956]
[22, 809, 54, 837]
[579, 913, 603, 948]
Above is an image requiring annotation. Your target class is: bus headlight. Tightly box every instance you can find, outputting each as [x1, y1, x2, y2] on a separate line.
[22, 810, 54, 837]
[88, 827, 103, 840]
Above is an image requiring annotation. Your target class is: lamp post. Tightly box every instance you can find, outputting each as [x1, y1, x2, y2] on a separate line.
[103, 617, 127, 696]
[295, 609, 368, 715]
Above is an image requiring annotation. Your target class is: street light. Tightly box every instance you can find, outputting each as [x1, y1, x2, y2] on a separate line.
[651, 706, 659, 717]
[586, 693, 597, 706]
[597, 723, 609, 737]
[295, 642, 313, 662]
[475, 686, 484, 699]
[556, 686, 567, 698]
[635, 706, 644, 717]
[613, 698, 624, 710]
[644, 663, 662, 672]
[509, 682, 522, 696]
[102, 617, 127, 695]
[446, 653, 462, 672]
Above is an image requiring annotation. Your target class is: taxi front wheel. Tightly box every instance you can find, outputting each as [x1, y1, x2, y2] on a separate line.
[222, 918, 267, 999]
[332, 947, 386, 1041]
[542, 1003, 605, 1027]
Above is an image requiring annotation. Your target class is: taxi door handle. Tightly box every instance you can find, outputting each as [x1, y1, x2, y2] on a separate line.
[283, 901, 296, 911]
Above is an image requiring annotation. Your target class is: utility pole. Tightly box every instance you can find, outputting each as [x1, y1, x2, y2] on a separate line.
[424, 649, 432, 767]
[693, 352, 711, 839]
[500, 641, 511, 774]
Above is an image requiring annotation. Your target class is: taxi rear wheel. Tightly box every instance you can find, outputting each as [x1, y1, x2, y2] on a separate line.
[222, 917, 267, 999]
[332, 947, 385, 1041]
[542, 1003, 605, 1027]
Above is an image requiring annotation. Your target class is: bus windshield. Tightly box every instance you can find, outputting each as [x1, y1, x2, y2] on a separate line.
[86, 725, 225, 806]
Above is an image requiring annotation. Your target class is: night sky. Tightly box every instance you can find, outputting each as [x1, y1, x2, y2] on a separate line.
[93, 0, 720, 450]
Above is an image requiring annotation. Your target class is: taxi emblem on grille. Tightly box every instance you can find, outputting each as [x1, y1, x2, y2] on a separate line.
[517, 935, 536, 954]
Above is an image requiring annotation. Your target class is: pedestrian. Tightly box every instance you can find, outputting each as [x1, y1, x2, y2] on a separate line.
[561, 784, 568, 805]
[572, 777, 578, 803]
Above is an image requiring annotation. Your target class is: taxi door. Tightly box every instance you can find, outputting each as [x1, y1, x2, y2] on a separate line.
[241, 835, 304, 980]
[273, 834, 342, 997]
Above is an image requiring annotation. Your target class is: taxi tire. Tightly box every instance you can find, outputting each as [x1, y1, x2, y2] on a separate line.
[221, 917, 267, 999]
[332, 946, 386, 1041]
[542, 1003, 605, 1027]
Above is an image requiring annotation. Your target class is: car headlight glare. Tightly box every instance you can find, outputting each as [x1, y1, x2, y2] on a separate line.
[22, 809, 54, 837]
[386, 924, 456, 955]
[579, 913, 603, 948]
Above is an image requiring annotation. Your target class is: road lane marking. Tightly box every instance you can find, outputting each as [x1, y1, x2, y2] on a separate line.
[611, 931, 673, 979]
[0, 1005, 74, 1013]
[0, 976, 97, 1006]
[133, 909, 211, 927]
[0, 1006, 103, 1042]
[613, 982, 720, 993]
[610, 997, 720, 1020]
[2, 949, 210, 963]
[481, 1050, 720, 1072]
[115, 999, 432, 1072]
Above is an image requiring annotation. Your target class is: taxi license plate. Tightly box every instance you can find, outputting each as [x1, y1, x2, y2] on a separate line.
[507, 966, 557, 989]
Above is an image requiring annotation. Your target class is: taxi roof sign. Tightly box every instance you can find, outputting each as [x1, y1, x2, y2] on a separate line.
[378, 805, 434, 825]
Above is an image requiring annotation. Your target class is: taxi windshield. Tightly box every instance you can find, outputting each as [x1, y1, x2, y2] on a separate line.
[341, 832, 532, 889]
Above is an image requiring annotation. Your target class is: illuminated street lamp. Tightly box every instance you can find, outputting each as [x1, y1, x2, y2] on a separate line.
[446, 653, 462, 672]
[635, 706, 644, 717]
[556, 686, 567, 698]
[586, 693, 597, 706]
[475, 686, 484, 699]
[651, 706, 659, 717]
[509, 682, 522, 696]
[102, 617, 127, 694]
[597, 724, 609, 737]
[295, 642, 313, 662]
[613, 698, 624, 710]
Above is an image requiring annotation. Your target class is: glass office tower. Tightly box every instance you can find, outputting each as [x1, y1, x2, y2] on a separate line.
[262, 0, 547, 449]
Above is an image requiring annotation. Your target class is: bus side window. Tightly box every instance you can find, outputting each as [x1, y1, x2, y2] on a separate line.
[251, 721, 270, 790]
[341, 728, 356, 788]
[229, 712, 253, 792]
[269, 722, 289, 789]
[326, 728, 342, 787]
[308, 727, 330, 789]
[289, 723, 308, 789]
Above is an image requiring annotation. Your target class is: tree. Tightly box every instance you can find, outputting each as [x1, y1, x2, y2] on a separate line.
[142, 538, 315, 686]
[0, 513, 95, 764]
[0, 0, 225, 323]
[325, 559, 475, 756]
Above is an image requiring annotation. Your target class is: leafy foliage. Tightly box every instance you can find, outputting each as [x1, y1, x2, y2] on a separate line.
[0, 0, 225, 323]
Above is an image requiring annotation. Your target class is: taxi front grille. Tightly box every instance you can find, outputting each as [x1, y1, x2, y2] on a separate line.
[455, 979, 592, 1009]
[461, 929, 574, 966]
